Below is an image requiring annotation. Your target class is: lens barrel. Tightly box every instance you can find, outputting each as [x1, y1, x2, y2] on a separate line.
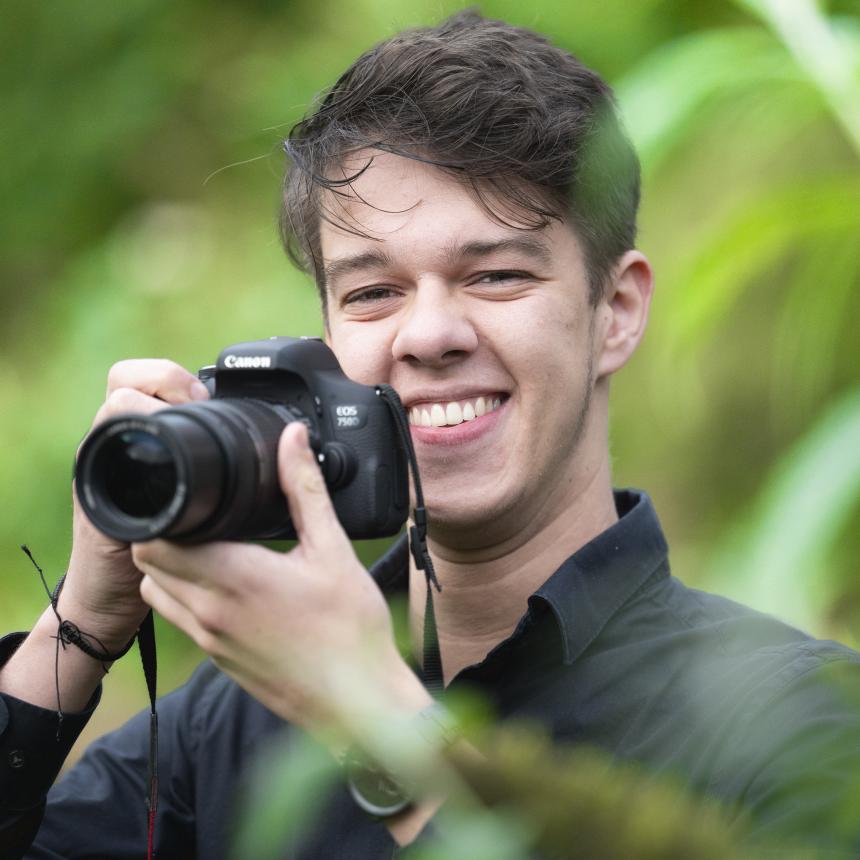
[76, 399, 303, 543]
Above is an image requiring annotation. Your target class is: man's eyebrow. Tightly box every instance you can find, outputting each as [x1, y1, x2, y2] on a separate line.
[323, 250, 395, 287]
[446, 237, 554, 267]
[323, 237, 553, 287]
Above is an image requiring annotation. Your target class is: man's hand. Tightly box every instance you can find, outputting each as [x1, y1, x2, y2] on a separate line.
[0, 359, 209, 713]
[133, 422, 432, 734]
[64, 359, 211, 651]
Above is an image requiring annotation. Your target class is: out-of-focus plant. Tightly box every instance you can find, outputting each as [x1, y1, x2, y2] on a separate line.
[233, 716, 821, 860]
[612, 0, 860, 641]
[3, 1, 859, 847]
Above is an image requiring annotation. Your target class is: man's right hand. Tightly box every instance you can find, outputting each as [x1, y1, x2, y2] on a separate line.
[0, 358, 208, 712]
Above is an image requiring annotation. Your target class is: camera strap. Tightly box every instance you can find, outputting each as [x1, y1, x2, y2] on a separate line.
[375, 385, 444, 695]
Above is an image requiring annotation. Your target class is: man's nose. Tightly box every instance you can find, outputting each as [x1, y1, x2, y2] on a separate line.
[391, 281, 478, 367]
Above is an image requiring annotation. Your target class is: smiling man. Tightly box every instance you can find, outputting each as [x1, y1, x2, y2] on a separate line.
[3, 10, 860, 860]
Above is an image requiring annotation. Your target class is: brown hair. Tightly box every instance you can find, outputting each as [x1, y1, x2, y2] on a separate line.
[280, 9, 640, 306]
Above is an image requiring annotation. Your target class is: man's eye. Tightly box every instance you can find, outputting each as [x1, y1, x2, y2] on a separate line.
[344, 287, 395, 304]
[475, 271, 527, 284]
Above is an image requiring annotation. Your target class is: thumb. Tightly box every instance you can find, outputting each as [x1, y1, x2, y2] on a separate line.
[278, 422, 345, 550]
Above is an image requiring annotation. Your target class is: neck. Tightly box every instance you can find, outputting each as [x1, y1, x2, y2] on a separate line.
[409, 450, 617, 684]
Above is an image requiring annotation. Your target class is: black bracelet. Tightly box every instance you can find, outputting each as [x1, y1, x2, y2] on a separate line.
[56, 619, 138, 663]
[23, 552, 138, 665]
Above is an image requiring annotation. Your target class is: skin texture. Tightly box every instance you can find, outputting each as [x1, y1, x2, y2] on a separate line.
[0, 152, 653, 846]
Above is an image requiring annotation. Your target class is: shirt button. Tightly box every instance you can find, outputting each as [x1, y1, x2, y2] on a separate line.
[8, 750, 25, 769]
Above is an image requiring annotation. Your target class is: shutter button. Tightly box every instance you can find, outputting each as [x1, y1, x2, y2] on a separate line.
[8, 750, 25, 769]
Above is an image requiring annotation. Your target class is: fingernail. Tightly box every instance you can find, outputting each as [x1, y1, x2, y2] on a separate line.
[191, 381, 209, 401]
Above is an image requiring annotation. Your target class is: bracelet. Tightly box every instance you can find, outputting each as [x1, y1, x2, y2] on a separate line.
[56, 619, 138, 663]
[50, 570, 138, 663]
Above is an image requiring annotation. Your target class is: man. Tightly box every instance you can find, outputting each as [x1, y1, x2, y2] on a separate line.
[2, 10, 859, 859]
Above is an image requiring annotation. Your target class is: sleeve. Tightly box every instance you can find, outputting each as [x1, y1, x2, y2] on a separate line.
[1, 631, 204, 860]
[734, 653, 860, 855]
[0, 633, 100, 860]
[30, 688, 199, 860]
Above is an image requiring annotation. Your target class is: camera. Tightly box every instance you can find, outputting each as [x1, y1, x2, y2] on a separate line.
[75, 337, 409, 543]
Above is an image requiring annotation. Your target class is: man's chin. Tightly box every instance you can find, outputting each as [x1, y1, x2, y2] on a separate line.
[423, 496, 517, 551]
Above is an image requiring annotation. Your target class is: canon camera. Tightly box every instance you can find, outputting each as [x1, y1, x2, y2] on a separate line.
[75, 337, 409, 543]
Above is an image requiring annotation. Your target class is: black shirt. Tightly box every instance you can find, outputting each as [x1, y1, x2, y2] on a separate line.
[2, 490, 860, 858]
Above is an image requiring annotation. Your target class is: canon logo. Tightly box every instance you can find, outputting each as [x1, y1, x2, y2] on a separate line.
[224, 355, 272, 369]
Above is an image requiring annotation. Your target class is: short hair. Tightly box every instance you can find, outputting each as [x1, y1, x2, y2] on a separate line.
[280, 9, 640, 306]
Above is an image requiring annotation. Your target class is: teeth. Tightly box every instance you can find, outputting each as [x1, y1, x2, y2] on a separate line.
[407, 395, 504, 427]
[445, 402, 463, 425]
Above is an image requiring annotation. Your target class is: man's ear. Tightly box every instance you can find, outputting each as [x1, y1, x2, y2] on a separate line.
[595, 250, 654, 379]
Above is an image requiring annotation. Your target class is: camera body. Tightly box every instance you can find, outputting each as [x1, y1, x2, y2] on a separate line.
[76, 337, 409, 543]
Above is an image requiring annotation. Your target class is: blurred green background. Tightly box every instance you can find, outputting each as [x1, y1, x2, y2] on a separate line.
[1, 0, 859, 751]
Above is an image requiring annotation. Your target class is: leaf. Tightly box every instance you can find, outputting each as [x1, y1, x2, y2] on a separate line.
[736, 0, 860, 156]
[707, 386, 860, 632]
[660, 175, 860, 357]
[231, 732, 339, 860]
[616, 27, 806, 172]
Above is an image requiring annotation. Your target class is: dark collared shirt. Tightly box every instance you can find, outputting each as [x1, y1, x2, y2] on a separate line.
[2, 490, 860, 858]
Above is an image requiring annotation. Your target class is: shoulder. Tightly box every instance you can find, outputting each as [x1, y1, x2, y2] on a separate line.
[637, 578, 860, 835]
[638, 575, 859, 712]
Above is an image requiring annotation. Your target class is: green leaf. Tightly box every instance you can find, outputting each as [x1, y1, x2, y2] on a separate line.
[661, 176, 860, 357]
[617, 27, 805, 171]
[707, 386, 860, 632]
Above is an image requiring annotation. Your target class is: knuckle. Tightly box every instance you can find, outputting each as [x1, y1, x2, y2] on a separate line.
[104, 387, 143, 416]
[106, 360, 133, 394]
[131, 542, 153, 568]
[157, 360, 194, 397]
[196, 597, 227, 636]
[193, 628, 220, 656]
[301, 465, 327, 495]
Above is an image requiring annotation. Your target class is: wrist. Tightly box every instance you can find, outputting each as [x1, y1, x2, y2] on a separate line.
[55, 585, 144, 655]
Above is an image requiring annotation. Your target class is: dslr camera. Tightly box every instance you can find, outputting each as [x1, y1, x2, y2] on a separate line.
[75, 337, 409, 543]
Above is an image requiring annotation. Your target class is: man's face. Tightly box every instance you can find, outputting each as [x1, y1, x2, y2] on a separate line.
[320, 153, 609, 548]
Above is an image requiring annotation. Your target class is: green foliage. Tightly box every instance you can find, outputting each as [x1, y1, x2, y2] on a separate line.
[1, 0, 859, 854]
[233, 720, 811, 860]
[708, 386, 860, 635]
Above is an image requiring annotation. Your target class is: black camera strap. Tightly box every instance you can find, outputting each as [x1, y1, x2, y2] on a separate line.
[137, 610, 159, 860]
[376, 385, 444, 695]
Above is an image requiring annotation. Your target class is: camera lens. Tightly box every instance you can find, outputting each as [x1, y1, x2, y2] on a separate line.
[76, 399, 303, 543]
[100, 430, 178, 519]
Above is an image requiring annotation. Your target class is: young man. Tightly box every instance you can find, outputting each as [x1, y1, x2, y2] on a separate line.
[2, 11, 859, 859]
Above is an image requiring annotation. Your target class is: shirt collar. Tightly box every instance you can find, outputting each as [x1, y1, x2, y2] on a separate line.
[370, 489, 670, 666]
[532, 489, 669, 665]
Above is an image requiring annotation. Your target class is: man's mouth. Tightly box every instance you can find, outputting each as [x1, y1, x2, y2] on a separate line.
[407, 394, 505, 428]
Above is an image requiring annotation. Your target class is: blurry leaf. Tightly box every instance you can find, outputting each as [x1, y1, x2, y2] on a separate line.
[772, 234, 860, 419]
[736, 0, 860, 155]
[617, 27, 805, 171]
[707, 386, 860, 632]
[231, 732, 339, 860]
[661, 175, 860, 356]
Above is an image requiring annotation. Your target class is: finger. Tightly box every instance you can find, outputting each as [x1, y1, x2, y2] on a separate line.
[278, 422, 345, 552]
[106, 359, 209, 404]
[133, 539, 220, 585]
[139, 573, 214, 653]
[91, 386, 170, 429]
[132, 539, 269, 590]
[78, 387, 174, 464]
